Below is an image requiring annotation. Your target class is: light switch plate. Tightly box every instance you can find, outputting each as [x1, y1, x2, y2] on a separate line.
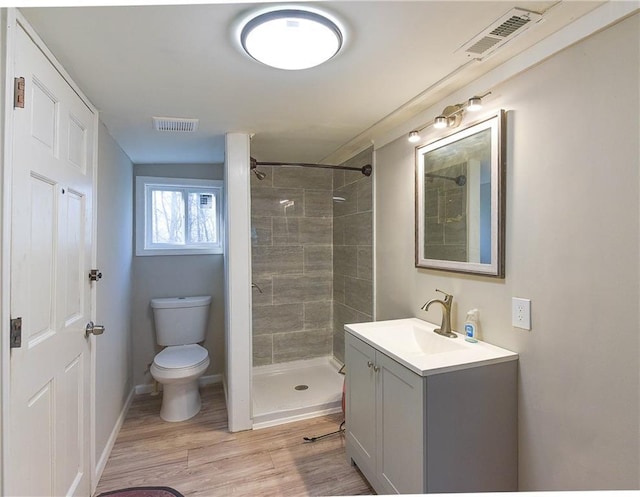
[512, 297, 531, 330]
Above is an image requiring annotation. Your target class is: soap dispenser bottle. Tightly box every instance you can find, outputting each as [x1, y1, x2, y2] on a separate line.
[464, 309, 480, 343]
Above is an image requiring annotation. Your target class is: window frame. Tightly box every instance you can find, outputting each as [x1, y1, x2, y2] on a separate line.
[135, 176, 224, 256]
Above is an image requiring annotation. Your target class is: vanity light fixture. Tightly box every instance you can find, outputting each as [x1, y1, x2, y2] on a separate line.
[408, 92, 491, 141]
[239, 7, 344, 70]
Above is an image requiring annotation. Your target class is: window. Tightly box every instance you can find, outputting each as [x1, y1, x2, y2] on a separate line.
[136, 176, 224, 256]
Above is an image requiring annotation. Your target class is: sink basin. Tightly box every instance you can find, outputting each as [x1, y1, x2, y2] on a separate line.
[345, 318, 518, 376]
[364, 322, 465, 356]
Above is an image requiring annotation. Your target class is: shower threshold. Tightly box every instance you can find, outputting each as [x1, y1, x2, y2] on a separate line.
[252, 356, 343, 430]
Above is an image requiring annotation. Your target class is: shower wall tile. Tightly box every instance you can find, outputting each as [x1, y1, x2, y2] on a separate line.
[333, 274, 345, 304]
[333, 182, 357, 218]
[357, 178, 373, 212]
[334, 302, 372, 330]
[334, 245, 358, 278]
[252, 303, 303, 335]
[273, 167, 333, 190]
[251, 276, 273, 306]
[332, 147, 374, 364]
[252, 246, 303, 276]
[304, 301, 332, 330]
[253, 335, 273, 367]
[251, 187, 304, 218]
[304, 190, 333, 218]
[333, 328, 345, 364]
[333, 302, 372, 363]
[299, 218, 332, 245]
[304, 246, 332, 274]
[272, 218, 300, 246]
[344, 169, 363, 186]
[272, 274, 332, 304]
[344, 212, 373, 246]
[273, 329, 333, 363]
[251, 159, 351, 367]
[251, 216, 272, 246]
[357, 246, 373, 281]
[333, 216, 345, 246]
[344, 277, 373, 316]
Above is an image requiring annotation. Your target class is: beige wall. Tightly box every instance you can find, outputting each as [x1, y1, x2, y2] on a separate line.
[375, 14, 639, 490]
[131, 163, 225, 387]
[95, 122, 133, 467]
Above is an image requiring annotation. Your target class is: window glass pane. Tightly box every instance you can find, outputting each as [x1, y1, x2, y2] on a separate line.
[151, 189, 185, 244]
[187, 192, 217, 244]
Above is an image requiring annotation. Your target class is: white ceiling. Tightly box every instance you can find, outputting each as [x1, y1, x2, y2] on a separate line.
[20, 1, 603, 165]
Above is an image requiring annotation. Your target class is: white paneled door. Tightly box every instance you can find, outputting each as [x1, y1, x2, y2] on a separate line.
[7, 23, 96, 496]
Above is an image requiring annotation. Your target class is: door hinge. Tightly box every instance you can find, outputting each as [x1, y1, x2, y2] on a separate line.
[89, 269, 103, 282]
[10, 317, 22, 348]
[14, 77, 25, 109]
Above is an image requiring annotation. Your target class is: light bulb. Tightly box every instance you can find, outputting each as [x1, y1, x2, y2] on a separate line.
[467, 96, 482, 111]
[408, 131, 420, 143]
[433, 116, 448, 129]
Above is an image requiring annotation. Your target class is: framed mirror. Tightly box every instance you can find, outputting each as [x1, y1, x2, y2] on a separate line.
[415, 110, 505, 277]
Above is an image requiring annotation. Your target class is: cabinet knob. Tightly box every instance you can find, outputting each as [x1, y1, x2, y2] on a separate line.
[373, 365, 380, 372]
[367, 360, 374, 368]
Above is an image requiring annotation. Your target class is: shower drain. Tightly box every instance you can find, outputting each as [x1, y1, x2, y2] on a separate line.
[294, 384, 309, 391]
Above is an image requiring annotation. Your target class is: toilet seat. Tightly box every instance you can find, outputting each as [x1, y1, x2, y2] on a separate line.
[153, 344, 208, 371]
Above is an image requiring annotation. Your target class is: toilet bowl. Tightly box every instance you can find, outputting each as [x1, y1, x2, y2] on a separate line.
[150, 296, 212, 422]
[150, 344, 210, 422]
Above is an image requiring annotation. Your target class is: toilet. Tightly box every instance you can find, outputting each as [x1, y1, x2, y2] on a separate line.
[150, 295, 211, 422]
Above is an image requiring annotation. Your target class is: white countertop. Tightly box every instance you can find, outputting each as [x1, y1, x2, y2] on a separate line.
[345, 317, 518, 377]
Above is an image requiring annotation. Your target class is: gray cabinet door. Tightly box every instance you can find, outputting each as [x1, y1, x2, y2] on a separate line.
[376, 351, 425, 494]
[345, 334, 377, 483]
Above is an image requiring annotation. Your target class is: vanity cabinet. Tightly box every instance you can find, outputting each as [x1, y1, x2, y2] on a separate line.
[345, 331, 518, 495]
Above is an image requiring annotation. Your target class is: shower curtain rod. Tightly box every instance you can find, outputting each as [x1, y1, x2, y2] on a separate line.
[250, 157, 372, 177]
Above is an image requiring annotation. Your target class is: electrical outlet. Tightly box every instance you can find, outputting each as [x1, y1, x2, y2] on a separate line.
[512, 297, 531, 330]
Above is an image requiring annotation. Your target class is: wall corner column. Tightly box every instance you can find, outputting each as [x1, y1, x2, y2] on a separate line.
[223, 132, 252, 432]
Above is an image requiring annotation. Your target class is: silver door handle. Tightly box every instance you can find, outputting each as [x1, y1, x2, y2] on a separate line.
[85, 321, 105, 337]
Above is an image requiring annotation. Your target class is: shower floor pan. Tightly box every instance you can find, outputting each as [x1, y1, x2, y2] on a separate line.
[252, 356, 343, 429]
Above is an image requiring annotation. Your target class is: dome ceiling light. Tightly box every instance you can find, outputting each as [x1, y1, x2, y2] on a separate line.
[239, 8, 344, 70]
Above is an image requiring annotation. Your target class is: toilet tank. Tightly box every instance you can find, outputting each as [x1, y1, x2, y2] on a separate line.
[150, 296, 212, 346]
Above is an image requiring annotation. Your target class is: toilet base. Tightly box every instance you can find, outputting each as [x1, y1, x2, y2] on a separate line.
[160, 380, 202, 422]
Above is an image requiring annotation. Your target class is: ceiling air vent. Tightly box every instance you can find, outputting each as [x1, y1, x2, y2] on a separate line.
[152, 117, 199, 132]
[457, 8, 543, 61]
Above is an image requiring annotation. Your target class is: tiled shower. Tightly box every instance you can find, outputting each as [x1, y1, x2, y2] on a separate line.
[250, 147, 373, 367]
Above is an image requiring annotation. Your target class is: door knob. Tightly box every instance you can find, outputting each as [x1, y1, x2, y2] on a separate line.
[85, 321, 105, 337]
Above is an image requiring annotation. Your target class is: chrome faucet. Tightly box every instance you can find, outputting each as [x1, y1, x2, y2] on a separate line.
[421, 289, 457, 338]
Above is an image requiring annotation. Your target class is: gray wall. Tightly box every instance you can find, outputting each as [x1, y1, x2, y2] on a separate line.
[250, 166, 334, 365]
[95, 122, 134, 466]
[332, 148, 374, 363]
[132, 163, 225, 387]
[375, 15, 639, 490]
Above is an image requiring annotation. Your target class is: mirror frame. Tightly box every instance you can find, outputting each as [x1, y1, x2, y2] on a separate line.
[415, 110, 506, 277]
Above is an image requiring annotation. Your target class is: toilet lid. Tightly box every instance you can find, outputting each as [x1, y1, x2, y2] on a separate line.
[154, 344, 208, 369]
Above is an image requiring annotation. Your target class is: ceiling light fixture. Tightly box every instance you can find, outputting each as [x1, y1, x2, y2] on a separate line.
[239, 8, 344, 70]
[408, 92, 491, 142]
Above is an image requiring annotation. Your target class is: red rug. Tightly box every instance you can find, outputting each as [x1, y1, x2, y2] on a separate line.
[97, 487, 184, 497]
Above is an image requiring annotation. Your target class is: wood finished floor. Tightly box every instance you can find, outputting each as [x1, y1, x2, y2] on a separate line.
[95, 384, 374, 497]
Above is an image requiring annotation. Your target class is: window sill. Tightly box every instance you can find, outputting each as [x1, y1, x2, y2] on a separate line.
[135, 247, 224, 257]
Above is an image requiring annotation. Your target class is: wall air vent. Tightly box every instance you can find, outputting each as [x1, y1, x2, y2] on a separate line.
[457, 8, 543, 61]
[152, 117, 199, 132]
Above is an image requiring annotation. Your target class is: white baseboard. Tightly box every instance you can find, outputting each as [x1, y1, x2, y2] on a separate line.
[93, 387, 135, 487]
[134, 373, 222, 395]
